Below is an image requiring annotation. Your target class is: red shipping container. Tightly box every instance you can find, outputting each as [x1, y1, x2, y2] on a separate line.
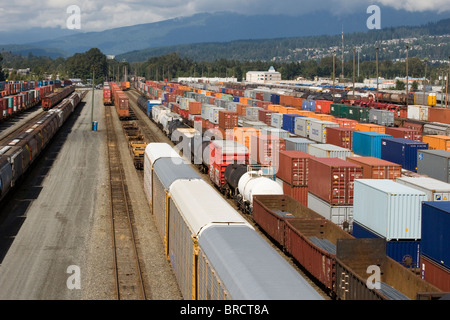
[277, 150, 313, 186]
[308, 157, 363, 205]
[315, 100, 332, 114]
[218, 110, 238, 129]
[428, 108, 450, 125]
[402, 120, 424, 133]
[385, 127, 422, 141]
[258, 109, 275, 125]
[251, 135, 286, 165]
[236, 104, 247, 115]
[346, 156, 401, 180]
[282, 181, 308, 206]
[421, 255, 450, 292]
[188, 101, 202, 115]
[326, 127, 354, 149]
[332, 118, 358, 130]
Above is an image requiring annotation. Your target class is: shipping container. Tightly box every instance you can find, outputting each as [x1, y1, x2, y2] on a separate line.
[218, 110, 238, 130]
[346, 156, 401, 180]
[407, 105, 429, 121]
[332, 118, 358, 130]
[326, 127, 354, 149]
[422, 135, 450, 151]
[385, 127, 422, 141]
[260, 127, 290, 140]
[352, 131, 392, 158]
[277, 150, 312, 186]
[251, 135, 286, 166]
[423, 122, 450, 136]
[294, 116, 315, 138]
[307, 143, 354, 160]
[308, 157, 363, 206]
[427, 108, 450, 125]
[282, 114, 303, 134]
[421, 201, 450, 270]
[396, 176, 450, 201]
[285, 218, 353, 293]
[258, 109, 275, 125]
[352, 221, 421, 268]
[282, 182, 309, 206]
[420, 254, 450, 292]
[417, 149, 450, 183]
[308, 119, 340, 143]
[284, 137, 316, 152]
[270, 113, 284, 129]
[233, 127, 260, 151]
[353, 179, 427, 240]
[314, 100, 332, 114]
[307, 192, 353, 231]
[335, 238, 441, 300]
[355, 123, 386, 133]
[330, 104, 370, 123]
[368, 109, 395, 127]
[381, 138, 428, 172]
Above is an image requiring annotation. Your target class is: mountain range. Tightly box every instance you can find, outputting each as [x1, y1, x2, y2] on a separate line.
[1, 9, 449, 61]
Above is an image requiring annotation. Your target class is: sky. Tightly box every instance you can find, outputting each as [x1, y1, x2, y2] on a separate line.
[0, 0, 449, 33]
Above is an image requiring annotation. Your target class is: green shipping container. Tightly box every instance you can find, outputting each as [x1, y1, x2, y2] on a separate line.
[331, 104, 369, 123]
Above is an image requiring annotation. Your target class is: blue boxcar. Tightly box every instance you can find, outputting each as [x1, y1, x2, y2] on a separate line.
[381, 138, 428, 172]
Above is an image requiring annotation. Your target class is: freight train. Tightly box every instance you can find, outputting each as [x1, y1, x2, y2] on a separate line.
[109, 82, 130, 119]
[41, 85, 75, 111]
[0, 91, 84, 203]
[134, 79, 450, 298]
[144, 142, 325, 300]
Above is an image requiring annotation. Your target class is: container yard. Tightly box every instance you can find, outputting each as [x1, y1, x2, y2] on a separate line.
[1, 74, 449, 307]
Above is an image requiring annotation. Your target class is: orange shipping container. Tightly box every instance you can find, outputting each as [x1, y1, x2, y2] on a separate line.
[422, 135, 450, 151]
[427, 108, 450, 125]
[188, 101, 202, 115]
[332, 118, 358, 129]
[354, 123, 386, 134]
[233, 127, 261, 151]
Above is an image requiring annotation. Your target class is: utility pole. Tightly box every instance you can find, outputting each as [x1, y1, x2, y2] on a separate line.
[376, 47, 379, 102]
[91, 68, 95, 129]
[406, 45, 409, 109]
[341, 26, 344, 80]
[332, 50, 336, 102]
[353, 47, 355, 95]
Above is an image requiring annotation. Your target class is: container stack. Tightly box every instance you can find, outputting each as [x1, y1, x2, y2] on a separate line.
[381, 138, 428, 172]
[276, 150, 313, 206]
[352, 179, 428, 268]
[420, 201, 450, 292]
[306, 157, 363, 231]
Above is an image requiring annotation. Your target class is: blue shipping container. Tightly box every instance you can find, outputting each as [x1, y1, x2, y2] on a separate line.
[421, 201, 450, 269]
[381, 138, 428, 172]
[302, 100, 316, 112]
[352, 131, 392, 158]
[352, 221, 421, 268]
[270, 94, 280, 105]
[282, 114, 303, 134]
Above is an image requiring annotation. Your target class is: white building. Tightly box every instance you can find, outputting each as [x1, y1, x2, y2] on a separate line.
[246, 66, 282, 84]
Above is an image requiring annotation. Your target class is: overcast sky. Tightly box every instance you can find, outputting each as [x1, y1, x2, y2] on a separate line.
[1, 0, 449, 32]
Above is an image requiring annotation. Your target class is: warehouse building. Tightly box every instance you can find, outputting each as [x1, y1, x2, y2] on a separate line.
[246, 66, 281, 84]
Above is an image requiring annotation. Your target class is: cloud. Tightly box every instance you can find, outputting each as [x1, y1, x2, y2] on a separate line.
[0, 0, 449, 33]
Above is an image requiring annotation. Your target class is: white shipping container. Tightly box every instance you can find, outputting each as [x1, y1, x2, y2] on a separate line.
[261, 127, 290, 140]
[407, 105, 429, 121]
[209, 106, 225, 124]
[395, 176, 450, 201]
[307, 193, 353, 232]
[307, 144, 354, 160]
[353, 179, 427, 240]
[271, 113, 284, 129]
[294, 117, 315, 138]
[308, 120, 340, 143]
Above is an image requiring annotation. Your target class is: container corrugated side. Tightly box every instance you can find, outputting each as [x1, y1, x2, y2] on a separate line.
[396, 176, 450, 201]
[352, 131, 392, 158]
[307, 143, 354, 160]
[421, 201, 450, 270]
[381, 138, 428, 172]
[417, 149, 450, 183]
[308, 120, 339, 143]
[284, 137, 316, 152]
[353, 179, 427, 240]
[307, 192, 353, 232]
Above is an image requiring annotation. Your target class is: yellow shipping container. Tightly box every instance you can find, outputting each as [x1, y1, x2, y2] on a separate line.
[422, 135, 450, 151]
[355, 123, 386, 134]
[428, 94, 437, 107]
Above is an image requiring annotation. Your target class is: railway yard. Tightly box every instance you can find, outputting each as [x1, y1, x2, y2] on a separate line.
[0, 79, 450, 304]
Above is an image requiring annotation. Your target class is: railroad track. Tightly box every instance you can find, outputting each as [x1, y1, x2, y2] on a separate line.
[105, 104, 147, 300]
